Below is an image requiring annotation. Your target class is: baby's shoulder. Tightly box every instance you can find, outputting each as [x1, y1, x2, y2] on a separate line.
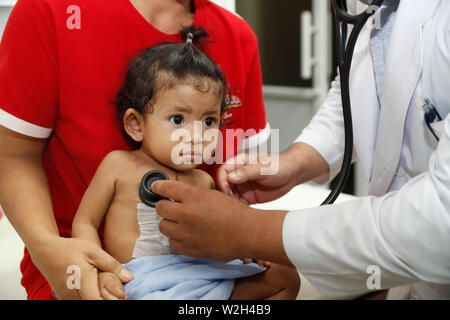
[102, 150, 132, 165]
[98, 150, 134, 174]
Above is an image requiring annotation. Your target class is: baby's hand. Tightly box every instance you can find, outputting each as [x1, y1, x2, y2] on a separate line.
[98, 272, 128, 300]
[242, 258, 271, 269]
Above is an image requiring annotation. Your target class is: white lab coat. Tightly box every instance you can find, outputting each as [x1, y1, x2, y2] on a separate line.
[283, 0, 450, 299]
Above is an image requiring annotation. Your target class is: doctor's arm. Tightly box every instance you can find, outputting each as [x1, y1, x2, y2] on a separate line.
[283, 115, 450, 298]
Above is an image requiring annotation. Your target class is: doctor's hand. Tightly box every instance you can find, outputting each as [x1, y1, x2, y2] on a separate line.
[217, 143, 328, 205]
[152, 180, 293, 266]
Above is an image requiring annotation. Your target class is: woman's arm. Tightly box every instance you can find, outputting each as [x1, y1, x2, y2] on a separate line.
[0, 126, 59, 253]
[0, 127, 132, 299]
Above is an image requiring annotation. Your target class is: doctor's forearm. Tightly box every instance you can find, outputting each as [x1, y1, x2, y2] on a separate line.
[240, 208, 294, 267]
[234, 143, 329, 265]
[284, 142, 329, 185]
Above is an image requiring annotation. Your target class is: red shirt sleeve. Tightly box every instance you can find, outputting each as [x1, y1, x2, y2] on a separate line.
[0, 0, 58, 138]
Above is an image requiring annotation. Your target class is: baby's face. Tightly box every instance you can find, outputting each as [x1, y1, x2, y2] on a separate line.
[140, 82, 222, 171]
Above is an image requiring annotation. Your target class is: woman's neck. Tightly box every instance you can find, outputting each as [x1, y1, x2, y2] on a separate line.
[130, 0, 195, 35]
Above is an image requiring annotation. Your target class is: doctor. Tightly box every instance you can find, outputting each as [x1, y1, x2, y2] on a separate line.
[152, 0, 450, 299]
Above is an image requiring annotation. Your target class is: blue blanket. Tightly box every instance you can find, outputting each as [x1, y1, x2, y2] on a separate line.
[123, 254, 265, 300]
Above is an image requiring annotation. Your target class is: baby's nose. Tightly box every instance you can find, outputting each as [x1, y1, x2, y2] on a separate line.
[185, 122, 203, 144]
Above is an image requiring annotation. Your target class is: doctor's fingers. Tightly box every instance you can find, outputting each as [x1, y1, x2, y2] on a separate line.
[228, 163, 265, 186]
[216, 165, 233, 195]
[217, 164, 264, 194]
[232, 183, 256, 205]
[155, 199, 188, 222]
[159, 218, 185, 242]
[164, 233, 210, 260]
[217, 154, 257, 192]
[152, 180, 195, 203]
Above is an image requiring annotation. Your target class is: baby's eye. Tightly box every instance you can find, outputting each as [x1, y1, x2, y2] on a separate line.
[169, 115, 184, 125]
[204, 117, 217, 127]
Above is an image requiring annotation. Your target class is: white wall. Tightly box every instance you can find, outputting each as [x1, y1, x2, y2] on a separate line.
[0, 2, 14, 39]
[0, 0, 15, 7]
[209, 0, 235, 12]
[0, 207, 26, 299]
[263, 86, 316, 152]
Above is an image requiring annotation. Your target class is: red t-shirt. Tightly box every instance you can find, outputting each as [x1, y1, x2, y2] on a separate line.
[0, 0, 268, 299]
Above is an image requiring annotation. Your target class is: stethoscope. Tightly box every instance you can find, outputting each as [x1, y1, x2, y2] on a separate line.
[321, 0, 386, 205]
[139, 170, 170, 208]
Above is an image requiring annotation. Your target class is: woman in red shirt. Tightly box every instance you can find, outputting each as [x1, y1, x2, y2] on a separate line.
[0, 0, 270, 299]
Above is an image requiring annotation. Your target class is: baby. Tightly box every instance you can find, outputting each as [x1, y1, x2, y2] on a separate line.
[72, 27, 299, 300]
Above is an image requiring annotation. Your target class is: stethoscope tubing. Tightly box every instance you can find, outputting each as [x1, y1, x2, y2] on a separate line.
[323, 0, 385, 205]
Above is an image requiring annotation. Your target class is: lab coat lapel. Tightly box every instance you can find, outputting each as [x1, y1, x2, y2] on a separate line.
[368, 0, 440, 196]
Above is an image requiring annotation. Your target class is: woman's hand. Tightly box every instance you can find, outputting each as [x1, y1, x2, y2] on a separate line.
[216, 143, 329, 205]
[28, 236, 133, 300]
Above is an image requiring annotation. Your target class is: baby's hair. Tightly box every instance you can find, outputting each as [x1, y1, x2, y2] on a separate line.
[115, 26, 228, 149]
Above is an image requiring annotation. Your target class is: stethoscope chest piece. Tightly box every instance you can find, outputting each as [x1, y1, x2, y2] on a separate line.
[139, 170, 170, 208]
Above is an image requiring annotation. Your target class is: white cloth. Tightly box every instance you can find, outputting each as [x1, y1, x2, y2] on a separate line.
[132, 203, 175, 258]
[127, 204, 265, 300]
[123, 255, 265, 300]
[286, 0, 450, 299]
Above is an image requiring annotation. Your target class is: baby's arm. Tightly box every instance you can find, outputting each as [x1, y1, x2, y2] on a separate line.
[72, 151, 131, 300]
[72, 151, 122, 246]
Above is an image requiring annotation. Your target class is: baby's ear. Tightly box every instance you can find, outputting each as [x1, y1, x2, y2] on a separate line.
[123, 108, 144, 142]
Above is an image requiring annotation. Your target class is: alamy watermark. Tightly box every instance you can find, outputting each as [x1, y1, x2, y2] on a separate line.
[66, 5, 81, 30]
[66, 264, 81, 290]
[169, 122, 280, 176]
[367, 5, 382, 30]
[366, 265, 381, 290]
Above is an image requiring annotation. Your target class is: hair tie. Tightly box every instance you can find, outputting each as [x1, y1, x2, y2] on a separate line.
[186, 33, 194, 44]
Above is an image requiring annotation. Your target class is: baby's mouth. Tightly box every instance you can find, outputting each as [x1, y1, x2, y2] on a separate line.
[180, 151, 203, 163]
